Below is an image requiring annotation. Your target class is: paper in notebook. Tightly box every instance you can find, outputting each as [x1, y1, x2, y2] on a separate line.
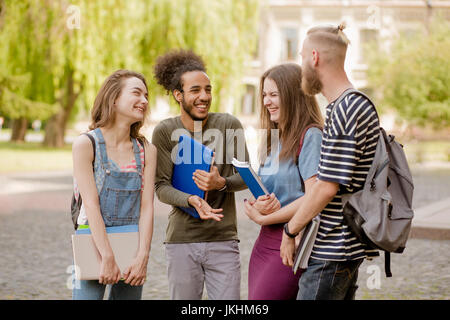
[231, 158, 269, 199]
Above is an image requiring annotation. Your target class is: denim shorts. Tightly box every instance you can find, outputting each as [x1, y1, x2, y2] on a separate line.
[297, 258, 363, 300]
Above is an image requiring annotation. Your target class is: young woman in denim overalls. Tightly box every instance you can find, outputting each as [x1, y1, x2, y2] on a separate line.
[71, 70, 157, 299]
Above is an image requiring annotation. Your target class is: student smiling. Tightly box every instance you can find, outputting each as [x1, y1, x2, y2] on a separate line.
[152, 49, 250, 300]
[71, 70, 156, 300]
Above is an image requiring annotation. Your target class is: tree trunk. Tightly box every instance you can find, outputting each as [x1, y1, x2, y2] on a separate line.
[10, 117, 28, 142]
[43, 68, 80, 148]
[43, 111, 66, 147]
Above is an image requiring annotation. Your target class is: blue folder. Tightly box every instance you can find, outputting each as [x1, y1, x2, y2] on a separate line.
[172, 134, 214, 219]
[231, 158, 269, 199]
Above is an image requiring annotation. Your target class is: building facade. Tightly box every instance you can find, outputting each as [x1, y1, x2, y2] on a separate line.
[240, 0, 450, 116]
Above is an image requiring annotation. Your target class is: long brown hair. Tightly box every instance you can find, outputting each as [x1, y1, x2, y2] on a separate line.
[89, 69, 148, 140]
[259, 63, 323, 163]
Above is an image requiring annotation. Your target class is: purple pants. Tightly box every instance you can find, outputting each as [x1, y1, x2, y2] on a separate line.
[248, 224, 302, 300]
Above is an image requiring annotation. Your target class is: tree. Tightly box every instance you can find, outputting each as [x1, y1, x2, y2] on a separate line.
[43, 0, 142, 147]
[0, 1, 58, 142]
[0, 0, 260, 146]
[0, 0, 142, 146]
[139, 0, 260, 112]
[366, 20, 450, 129]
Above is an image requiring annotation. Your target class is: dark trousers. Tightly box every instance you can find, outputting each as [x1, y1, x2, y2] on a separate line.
[297, 258, 363, 300]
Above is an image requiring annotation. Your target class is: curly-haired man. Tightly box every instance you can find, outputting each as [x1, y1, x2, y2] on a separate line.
[151, 49, 249, 300]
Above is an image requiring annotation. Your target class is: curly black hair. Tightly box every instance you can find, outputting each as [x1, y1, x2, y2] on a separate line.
[153, 49, 206, 94]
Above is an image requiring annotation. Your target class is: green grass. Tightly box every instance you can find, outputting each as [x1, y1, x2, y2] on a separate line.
[0, 141, 73, 173]
[0, 139, 449, 174]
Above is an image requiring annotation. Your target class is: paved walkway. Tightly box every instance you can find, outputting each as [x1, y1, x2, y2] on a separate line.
[0, 171, 449, 300]
[410, 198, 450, 240]
[2, 170, 449, 239]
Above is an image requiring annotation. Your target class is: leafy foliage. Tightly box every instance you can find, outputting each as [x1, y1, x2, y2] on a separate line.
[0, 0, 260, 138]
[366, 20, 450, 128]
[139, 0, 260, 112]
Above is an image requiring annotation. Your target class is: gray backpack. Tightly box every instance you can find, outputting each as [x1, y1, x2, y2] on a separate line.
[331, 89, 415, 277]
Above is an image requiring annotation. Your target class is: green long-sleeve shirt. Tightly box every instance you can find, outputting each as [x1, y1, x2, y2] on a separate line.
[151, 113, 249, 243]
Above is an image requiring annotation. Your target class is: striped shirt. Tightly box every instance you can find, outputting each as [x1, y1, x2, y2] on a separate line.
[311, 92, 380, 261]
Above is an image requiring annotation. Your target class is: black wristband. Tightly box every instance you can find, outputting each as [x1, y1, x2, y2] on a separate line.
[284, 223, 298, 238]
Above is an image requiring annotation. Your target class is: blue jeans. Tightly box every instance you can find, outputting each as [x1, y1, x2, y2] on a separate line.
[72, 277, 143, 300]
[297, 258, 363, 300]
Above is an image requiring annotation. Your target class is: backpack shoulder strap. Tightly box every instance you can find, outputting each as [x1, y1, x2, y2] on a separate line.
[296, 124, 323, 159]
[296, 124, 323, 191]
[329, 88, 378, 123]
[137, 137, 146, 167]
[82, 132, 96, 168]
[71, 132, 96, 230]
[328, 88, 356, 121]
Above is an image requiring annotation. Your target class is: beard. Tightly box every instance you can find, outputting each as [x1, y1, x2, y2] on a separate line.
[301, 63, 323, 96]
[180, 96, 210, 121]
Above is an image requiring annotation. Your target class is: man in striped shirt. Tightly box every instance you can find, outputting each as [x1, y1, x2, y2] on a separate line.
[280, 23, 380, 300]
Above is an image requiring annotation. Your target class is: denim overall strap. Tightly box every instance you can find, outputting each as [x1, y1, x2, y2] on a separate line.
[131, 138, 142, 176]
[94, 128, 111, 172]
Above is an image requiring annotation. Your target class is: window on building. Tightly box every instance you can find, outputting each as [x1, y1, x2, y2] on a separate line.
[241, 84, 256, 116]
[359, 29, 379, 64]
[252, 35, 260, 60]
[280, 27, 298, 61]
[401, 28, 420, 41]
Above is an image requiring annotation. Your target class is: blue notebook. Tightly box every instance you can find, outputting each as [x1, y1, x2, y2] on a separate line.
[232, 158, 269, 199]
[172, 134, 214, 219]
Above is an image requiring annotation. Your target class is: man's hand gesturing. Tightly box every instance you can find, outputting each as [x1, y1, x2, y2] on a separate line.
[188, 195, 224, 221]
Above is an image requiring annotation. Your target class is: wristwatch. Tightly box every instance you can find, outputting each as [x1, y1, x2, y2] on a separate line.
[283, 223, 299, 238]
